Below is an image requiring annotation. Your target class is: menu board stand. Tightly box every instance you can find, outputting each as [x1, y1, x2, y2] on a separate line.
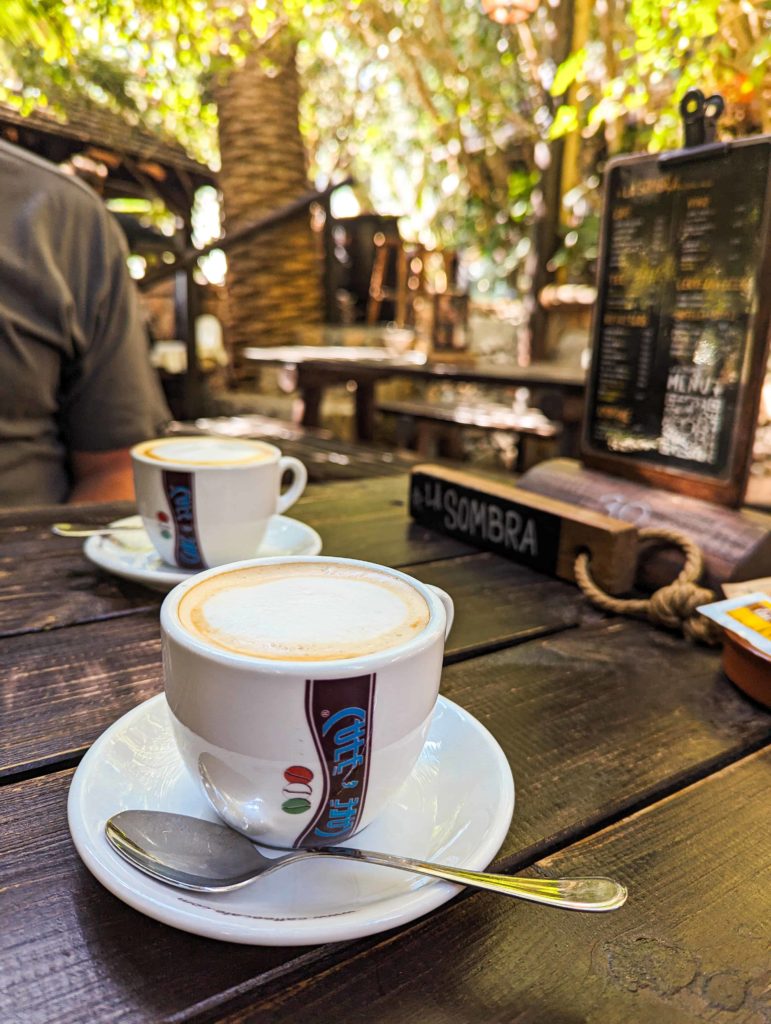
[519, 116, 771, 587]
[581, 127, 771, 507]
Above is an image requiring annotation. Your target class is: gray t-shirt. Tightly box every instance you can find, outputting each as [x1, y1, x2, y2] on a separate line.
[0, 140, 170, 506]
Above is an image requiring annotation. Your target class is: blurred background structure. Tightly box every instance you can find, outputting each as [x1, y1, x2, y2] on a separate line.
[1, 0, 768, 462]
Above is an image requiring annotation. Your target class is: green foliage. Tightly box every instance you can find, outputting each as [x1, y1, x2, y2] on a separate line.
[550, 0, 770, 151]
[0, 0, 254, 164]
[550, 49, 585, 99]
[296, 0, 570, 291]
[1, 0, 767, 291]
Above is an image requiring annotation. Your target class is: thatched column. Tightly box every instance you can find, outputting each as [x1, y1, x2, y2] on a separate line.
[215, 30, 323, 373]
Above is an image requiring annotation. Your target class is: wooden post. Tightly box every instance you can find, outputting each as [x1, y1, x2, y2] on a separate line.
[321, 196, 338, 323]
[174, 219, 201, 420]
[355, 381, 376, 442]
[525, 0, 575, 359]
[558, 0, 592, 210]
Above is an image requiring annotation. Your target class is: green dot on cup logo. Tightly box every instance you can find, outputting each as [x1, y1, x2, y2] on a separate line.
[282, 797, 311, 814]
[161, 529, 171, 539]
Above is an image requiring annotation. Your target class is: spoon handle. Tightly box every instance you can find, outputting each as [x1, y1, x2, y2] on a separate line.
[315, 847, 627, 911]
[52, 523, 143, 537]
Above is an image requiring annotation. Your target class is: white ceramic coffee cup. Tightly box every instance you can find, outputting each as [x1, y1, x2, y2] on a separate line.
[131, 436, 307, 570]
[160, 555, 454, 848]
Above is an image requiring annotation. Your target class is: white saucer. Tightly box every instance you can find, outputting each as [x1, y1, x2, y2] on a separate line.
[67, 694, 514, 945]
[83, 515, 323, 591]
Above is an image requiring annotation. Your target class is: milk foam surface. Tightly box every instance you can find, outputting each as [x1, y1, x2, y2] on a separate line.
[136, 437, 274, 466]
[178, 562, 431, 660]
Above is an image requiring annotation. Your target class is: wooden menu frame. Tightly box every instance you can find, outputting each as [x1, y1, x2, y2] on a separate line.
[581, 134, 771, 506]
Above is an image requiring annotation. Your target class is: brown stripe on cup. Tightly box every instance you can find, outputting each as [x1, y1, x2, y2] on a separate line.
[162, 470, 206, 570]
[294, 675, 376, 848]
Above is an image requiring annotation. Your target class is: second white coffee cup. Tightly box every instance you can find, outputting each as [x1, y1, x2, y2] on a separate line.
[131, 436, 307, 570]
[160, 555, 454, 847]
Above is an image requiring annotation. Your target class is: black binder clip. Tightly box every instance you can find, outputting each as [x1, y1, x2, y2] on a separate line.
[680, 89, 725, 147]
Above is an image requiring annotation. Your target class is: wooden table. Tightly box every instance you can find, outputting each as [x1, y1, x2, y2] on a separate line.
[241, 346, 586, 444]
[2, 474, 770, 1024]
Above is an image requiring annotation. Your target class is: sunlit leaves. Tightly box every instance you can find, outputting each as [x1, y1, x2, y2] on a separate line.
[550, 48, 585, 98]
[4, 0, 768, 289]
[551, 0, 769, 158]
[0, 0, 251, 164]
[549, 103, 579, 138]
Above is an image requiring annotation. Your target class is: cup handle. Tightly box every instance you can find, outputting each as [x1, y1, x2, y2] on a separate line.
[427, 585, 454, 639]
[277, 457, 308, 515]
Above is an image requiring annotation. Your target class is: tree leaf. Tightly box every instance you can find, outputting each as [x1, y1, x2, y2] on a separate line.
[550, 48, 585, 98]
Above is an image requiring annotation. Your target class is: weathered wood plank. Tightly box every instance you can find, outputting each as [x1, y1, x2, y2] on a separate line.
[3, 721, 768, 1024]
[0, 500, 135, 529]
[437, 621, 770, 866]
[0, 502, 153, 637]
[0, 536, 158, 638]
[2, 620, 769, 1023]
[0, 612, 162, 779]
[322, 515, 476, 566]
[403, 552, 584, 662]
[0, 479, 477, 638]
[0, 770, 338, 1024]
[275, 474, 478, 565]
[0, 555, 583, 780]
[216, 747, 771, 1024]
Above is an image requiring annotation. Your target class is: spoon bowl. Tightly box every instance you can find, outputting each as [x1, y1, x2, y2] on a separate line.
[105, 810, 628, 912]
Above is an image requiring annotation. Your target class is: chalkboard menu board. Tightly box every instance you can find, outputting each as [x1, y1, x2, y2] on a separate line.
[582, 135, 771, 505]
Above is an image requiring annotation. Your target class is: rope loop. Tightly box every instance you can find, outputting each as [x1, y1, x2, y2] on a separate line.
[574, 527, 722, 645]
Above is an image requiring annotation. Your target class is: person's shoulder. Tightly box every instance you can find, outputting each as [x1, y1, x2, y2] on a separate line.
[0, 139, 129, 265]
[0, 139, 107, 216]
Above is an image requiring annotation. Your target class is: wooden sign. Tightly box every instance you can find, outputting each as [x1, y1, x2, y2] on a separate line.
[582, 134, 771, 506]
[518, 457, 771, 590]
[409, 464, 638, 594]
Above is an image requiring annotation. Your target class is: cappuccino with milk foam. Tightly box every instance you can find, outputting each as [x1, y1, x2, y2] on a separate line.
[133, 436, 274, 467]
[177, 561, 431, 661]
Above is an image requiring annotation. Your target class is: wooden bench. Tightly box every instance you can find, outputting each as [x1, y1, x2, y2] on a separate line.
[377, 397, 560, 472]
[169, 414, 420, 482]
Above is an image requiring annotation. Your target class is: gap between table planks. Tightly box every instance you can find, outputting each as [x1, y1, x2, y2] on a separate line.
[2, 621, 770, 1024]
[0, 551, 584, 780]
[0, 478, 477, 638]
[213, 746, 771, 1024]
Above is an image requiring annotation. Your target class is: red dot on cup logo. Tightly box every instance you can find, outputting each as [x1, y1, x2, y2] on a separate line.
[284, 765, 313, 784]
[157, 511, 169, 523]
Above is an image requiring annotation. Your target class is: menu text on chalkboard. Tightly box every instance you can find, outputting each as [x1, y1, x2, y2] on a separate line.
[583, 136, 771, 505]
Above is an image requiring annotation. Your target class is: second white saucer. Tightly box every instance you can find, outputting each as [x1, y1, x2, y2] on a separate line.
[84, 515, 323, 591]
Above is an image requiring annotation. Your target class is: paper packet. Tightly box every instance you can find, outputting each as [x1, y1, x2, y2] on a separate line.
[698, 592, 771, 657]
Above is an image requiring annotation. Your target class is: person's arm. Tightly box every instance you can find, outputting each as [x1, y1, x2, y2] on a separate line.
[68, 448, 135, 503]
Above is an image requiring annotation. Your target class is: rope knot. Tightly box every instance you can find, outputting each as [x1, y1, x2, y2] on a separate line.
[647, 580, 718, 641]
[574, 527, 721, 645]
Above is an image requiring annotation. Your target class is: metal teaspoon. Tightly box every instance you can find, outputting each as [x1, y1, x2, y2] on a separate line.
[105, 810, 628, 912]
[52, 522, 144, 538]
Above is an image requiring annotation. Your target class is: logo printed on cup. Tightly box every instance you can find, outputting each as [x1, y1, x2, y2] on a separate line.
[162, 470, 205, 570]
[295, 675, 376, 847]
